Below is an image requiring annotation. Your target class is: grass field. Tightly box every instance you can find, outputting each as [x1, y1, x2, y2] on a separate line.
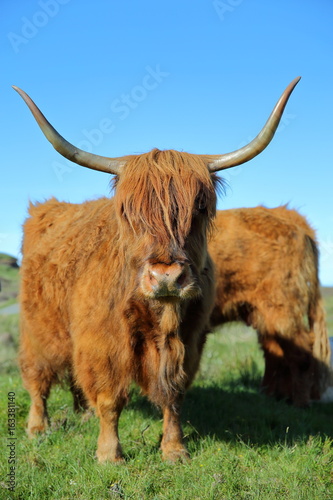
[1, 299, 332, 500]
[0, 256, 332, 499]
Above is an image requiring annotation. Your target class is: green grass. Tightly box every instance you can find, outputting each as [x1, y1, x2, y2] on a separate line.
[0, 303, 333, 499]
[0, 253, 20, 309]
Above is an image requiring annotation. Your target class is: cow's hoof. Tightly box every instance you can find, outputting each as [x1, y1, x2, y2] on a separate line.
[96, 449, 125, 464]
[27, 419, 48, 438]
[162, 446, 190, 463]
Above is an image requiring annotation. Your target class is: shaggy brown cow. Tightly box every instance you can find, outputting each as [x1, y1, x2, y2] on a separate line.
[14, 78, 299, 462]
[209, 206, 332, 407]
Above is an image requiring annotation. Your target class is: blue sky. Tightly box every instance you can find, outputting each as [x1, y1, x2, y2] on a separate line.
[1, 0, 333, 284]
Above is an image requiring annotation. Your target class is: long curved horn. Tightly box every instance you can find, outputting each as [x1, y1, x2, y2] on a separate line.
[12, 86, 129, 175]
[206, 77, 301, 172]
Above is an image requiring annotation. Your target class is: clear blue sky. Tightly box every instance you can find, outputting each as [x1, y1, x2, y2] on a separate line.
[1, 0, 333, 284]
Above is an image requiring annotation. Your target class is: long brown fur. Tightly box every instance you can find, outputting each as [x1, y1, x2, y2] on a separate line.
[19, 149, 218, 462]
[113, 149, 220, 246]
[209, 205, 332, 407]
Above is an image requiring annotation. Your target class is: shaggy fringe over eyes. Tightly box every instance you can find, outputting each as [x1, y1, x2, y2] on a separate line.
[111, 149, 223, 246]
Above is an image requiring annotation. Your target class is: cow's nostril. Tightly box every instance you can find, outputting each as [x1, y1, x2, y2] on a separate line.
[176, 271, 187, 288]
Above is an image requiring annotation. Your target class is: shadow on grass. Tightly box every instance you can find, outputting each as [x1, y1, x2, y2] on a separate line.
[183, 384, 333, 446]
[126, 376, 333, 448]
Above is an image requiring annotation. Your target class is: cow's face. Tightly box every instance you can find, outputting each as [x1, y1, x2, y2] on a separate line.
[113, 149, 220, 301]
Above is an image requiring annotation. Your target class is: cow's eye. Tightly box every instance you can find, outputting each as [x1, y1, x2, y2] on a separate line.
[196, 194, 207, 213]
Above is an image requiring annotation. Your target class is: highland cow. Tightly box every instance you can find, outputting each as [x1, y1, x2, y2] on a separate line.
[209, 206, 332, 407]
[14, 78, 299, 461]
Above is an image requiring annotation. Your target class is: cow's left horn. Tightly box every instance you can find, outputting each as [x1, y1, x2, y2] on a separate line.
[206, 77, 301, 172]
[12, 86, 130, 175]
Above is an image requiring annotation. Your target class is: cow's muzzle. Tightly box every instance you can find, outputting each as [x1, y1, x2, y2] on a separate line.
[141, 261, 200, 299]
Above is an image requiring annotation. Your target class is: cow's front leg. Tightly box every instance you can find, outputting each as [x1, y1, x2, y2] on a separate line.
[96, 392, 127, 463]
[161, 404, 189, 462]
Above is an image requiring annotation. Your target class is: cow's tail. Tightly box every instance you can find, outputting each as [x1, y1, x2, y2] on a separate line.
[303, 233, 333, 401]
[309, 290, 333, 400]
[312, 295, 330, 366]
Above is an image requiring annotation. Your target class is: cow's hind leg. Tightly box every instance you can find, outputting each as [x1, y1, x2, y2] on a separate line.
[283, 334, 314, 407]
[260, 334, 293, 401]
[69, 374, 89, 413]
[161, 404, 189, 462]
[262, 332, 314, 407]
[95, 392, 127, 463]
[261, 349, 293, 401]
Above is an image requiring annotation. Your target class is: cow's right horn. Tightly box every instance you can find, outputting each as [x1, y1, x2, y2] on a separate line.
[13, 86, 131, 176]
